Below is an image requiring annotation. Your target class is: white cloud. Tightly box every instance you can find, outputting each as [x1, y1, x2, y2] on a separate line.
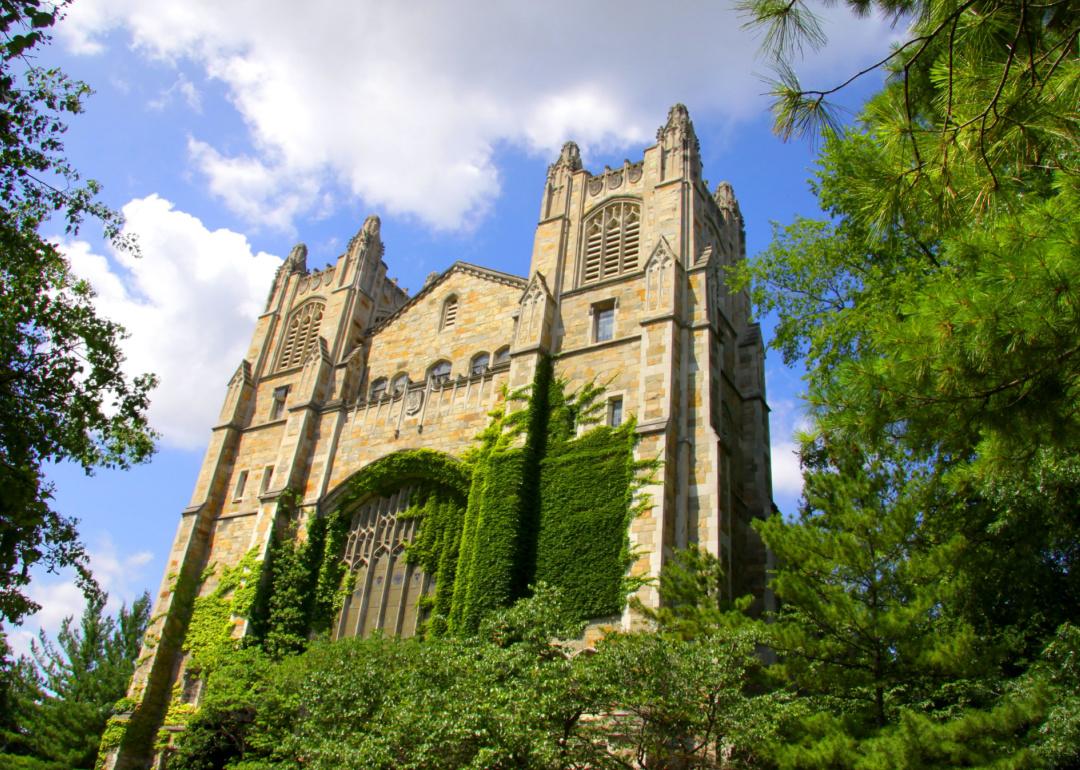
[56, 0, 902, 231]
[63, 194, 281, 449]
[768, 396, 813, 509]
[6, 536, 155, 659]
[148, 73, 202, 112]
[771, 439, 804, 497]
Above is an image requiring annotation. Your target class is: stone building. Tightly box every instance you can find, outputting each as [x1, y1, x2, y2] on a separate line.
[105, 104, 774, 768]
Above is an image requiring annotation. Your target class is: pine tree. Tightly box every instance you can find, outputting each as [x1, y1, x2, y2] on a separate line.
[2, 592, 150, 769]
[735, 0, 1080, 763]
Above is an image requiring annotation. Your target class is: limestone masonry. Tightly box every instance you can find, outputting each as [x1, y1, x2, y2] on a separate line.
[107, 104, 775, 768]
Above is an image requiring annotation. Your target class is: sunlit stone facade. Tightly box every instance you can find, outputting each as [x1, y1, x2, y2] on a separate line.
[106, 104, 774, 769]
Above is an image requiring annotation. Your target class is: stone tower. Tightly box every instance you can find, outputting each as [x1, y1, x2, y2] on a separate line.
[103, 105, 773, 769]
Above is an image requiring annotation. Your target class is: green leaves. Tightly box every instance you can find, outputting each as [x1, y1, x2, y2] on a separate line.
[170, 585, 780, 770]
[0, 0, 156, 623]
[738, 0, 1080, 763]
[1, 591, 150, 769]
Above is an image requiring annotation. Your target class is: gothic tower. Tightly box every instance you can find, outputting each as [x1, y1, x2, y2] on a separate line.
[103, 105, 774, 769]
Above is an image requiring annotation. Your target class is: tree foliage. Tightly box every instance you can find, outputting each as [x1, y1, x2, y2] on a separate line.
[0, 0, 157, 623]
[1, 591, 150, 769]
[733, 0, 1080, 764]
[168, 583, 776, 770]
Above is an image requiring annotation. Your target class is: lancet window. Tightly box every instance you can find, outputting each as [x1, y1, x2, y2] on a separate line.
[581, 200, 641, 284]
[428, 360, 452, 385]
[470, 352, 490, 376]
[278, 300, 325, 370]
[441, 295, 458, 329]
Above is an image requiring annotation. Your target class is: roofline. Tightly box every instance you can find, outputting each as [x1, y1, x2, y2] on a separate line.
[366, 260, 527, 336]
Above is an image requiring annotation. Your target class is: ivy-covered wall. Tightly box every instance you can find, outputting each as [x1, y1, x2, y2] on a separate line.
[440, 356, 645, 632]
[122, 358, 646, 767]
[535, 424, 639, 619]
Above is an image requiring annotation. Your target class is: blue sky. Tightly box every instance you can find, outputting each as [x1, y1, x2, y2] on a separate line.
[9, 0, 898, 654]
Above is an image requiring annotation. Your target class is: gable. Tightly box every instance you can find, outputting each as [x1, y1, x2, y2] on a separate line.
[363, 265, 524, 390]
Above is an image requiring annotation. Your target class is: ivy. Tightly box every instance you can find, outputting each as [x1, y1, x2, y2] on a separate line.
[94, 719, 127, 770]
[402, 489, 466, 635]
[183, 549, 263, 673]
[334, 448, 470, 508]
[446, 356, 646, 630]
[450, 448, 528, 633]
[535, 422, 641, 619]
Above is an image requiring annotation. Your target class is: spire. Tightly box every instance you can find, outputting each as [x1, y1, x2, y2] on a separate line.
[656, 103, 701, 181]
[713, 181, 745, 260]
[657, 103, 700, 154]
[343, 213, 387, 293]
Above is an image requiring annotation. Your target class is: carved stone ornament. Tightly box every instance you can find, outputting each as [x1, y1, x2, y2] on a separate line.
[588, 177, 604, 196]
[628, 163, 643, 184]
[607, 170, 623, 189]
[404, 389, 423, 415]
[283, 243, 308, 273]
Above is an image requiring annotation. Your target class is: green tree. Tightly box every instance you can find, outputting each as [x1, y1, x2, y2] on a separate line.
[0, 0, 157, 624]
[734, 0, 1080, 763]
[2, 591, 150, 769]
[633, 545, 753, 640]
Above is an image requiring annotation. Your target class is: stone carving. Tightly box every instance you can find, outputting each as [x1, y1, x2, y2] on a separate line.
[404, 389, 423, 415]
[517, 272, 551, 344]
[644, 238, 676, 312]
[283, 243, 308, 273]
[547, 141, 582, 177]
[607, 170, 623, 189]
[588, 177, 604, 196]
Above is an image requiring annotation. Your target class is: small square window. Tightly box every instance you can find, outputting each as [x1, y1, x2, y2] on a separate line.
[608, 397, 623, 427]
[594, 304, 614, 343]
[233, 470, 248, 502]
[270, 386, 289, 420]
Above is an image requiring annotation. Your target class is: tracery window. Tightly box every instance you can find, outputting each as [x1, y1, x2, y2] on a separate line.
[278, 301, 325, 370]
[369, 377, 388, 401]
[440, 295, 458, 330]
[470, 352, 490, 376]
[581, 200, 640, 284]
[337, 487, 429, 638]
[428, 360, 452, 385]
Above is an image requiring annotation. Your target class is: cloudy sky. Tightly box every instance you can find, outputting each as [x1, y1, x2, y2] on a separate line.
[9, 0, 898, 654]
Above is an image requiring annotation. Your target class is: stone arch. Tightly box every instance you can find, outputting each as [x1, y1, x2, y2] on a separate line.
[324, 450, 469, 639]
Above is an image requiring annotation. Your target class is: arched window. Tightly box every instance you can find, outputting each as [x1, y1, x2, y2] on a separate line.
[391, 372, 409, 396]
[428, 360, 452, 385]
[369, 377, 388, 401]
[493, 346, 511, 366]
[581, 200, 640, 284]
[440, 295, 458, 330]
[470, 352, 490, 376]
[278, 301, 325, 370]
